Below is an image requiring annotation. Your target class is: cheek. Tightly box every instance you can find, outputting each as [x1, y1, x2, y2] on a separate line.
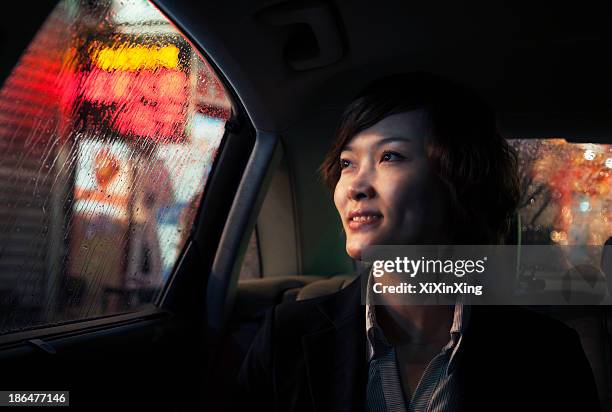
[333, 181, 345, 218]
[381, 168, 430, 222]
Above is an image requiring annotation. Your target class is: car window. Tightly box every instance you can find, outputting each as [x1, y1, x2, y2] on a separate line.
[0, 0, 232, 334]
[510, 139, 611, 246]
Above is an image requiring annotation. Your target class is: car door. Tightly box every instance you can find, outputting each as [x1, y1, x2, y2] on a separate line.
[0, 0, 276, 409]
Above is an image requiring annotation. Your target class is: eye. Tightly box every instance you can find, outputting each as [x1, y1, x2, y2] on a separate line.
[381, 151, 404, 162]
[339, 158, 352, 169]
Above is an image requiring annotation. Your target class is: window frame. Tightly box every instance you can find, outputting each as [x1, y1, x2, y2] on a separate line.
[0, 0, 258, 344]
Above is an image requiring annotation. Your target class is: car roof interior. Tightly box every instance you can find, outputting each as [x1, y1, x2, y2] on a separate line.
[153, 0, 612, 137]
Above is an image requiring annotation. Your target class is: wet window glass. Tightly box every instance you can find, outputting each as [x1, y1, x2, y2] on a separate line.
[0, 0, 232, 334]
[510, 139, 611, 246]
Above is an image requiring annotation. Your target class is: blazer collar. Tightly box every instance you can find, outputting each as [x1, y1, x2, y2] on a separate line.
[302, 276, 366, 412]
[313, 274, 365, 326]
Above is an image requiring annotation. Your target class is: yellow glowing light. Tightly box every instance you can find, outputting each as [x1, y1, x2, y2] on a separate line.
[92, 43, 180, 71]
[550, 231, 561, 242]
[550, 230, 568, 243]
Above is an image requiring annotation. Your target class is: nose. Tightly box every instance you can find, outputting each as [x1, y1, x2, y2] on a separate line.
[347, 169, 376, 200]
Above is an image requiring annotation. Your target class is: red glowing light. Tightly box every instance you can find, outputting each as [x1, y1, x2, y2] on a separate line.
[75, 67, 188, 142]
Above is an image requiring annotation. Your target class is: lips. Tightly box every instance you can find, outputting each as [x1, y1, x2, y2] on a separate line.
[347, 210, 383, 230]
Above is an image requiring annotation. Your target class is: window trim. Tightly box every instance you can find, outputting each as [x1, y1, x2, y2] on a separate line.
[0, 306, 169, 348]
[254, 224, 263, 278]
[205, 131, 281, 334]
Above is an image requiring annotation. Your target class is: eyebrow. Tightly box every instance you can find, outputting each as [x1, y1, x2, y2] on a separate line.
[342, 136, 411, 152]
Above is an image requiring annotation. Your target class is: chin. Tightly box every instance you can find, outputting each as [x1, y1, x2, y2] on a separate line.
[346, 239, 373, 261]
[345, 244, 362, 261]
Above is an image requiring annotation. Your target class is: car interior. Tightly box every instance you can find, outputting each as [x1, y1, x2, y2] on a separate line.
[0, 0, 610, 410]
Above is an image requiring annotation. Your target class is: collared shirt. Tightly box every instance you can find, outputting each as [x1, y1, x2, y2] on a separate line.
[365, 275, 470, 412]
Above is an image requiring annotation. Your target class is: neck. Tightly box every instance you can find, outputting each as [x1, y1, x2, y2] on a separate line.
[375, 304, 454, 345]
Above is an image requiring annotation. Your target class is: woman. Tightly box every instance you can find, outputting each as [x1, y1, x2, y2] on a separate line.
[237, 72, 600, 411]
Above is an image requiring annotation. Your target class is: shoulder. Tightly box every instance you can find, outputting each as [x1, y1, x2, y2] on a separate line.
[463, 306, 600, 410]
[271, 276, 362, 338]
[465, 305, 588, 370]
[244, 276, 362, 368]
[471, 305, 579, 342]
[236, 278, 362, 407]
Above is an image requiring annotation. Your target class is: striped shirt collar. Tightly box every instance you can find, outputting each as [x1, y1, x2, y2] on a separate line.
[365, 273, 471, 374]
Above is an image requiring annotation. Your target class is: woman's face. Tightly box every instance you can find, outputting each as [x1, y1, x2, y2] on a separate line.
[333, 109, 449, 260]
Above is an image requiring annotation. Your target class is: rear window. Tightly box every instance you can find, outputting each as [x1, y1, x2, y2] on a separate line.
[0, 0, 232, 334]
[510, 139, 611, 246]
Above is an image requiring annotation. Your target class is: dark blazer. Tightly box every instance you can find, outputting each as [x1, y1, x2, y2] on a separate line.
[236, 277, 601, 411]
